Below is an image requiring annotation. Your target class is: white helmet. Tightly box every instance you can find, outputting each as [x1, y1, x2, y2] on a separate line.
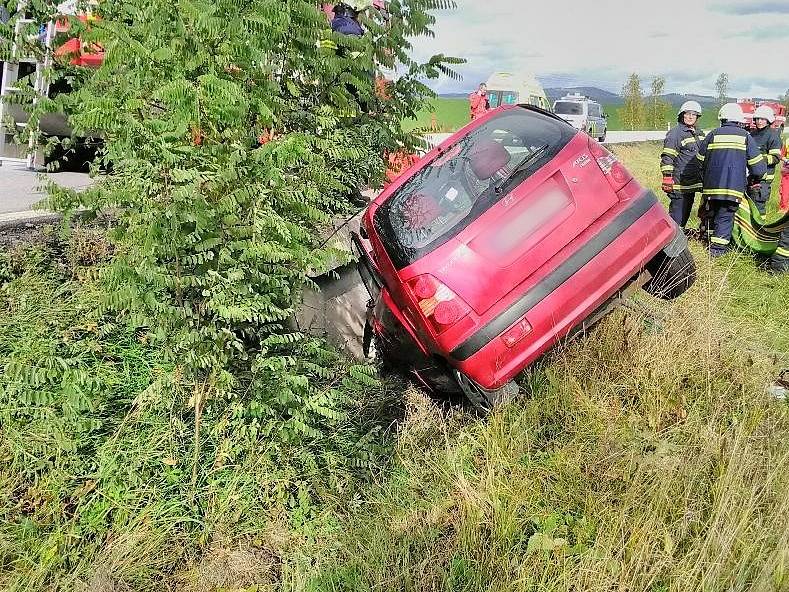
[678, 100, 702, 116]
[753, 105, 776, 123]
[718, 103, 746, 124]
[342, 0, 373, 9]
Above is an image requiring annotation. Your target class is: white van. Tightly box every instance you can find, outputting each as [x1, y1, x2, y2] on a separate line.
[553, 92, 607, 142]
[484, 72, 551, 111]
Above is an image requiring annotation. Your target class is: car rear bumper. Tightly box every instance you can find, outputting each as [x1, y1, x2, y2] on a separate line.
[449, 189, 677, 389]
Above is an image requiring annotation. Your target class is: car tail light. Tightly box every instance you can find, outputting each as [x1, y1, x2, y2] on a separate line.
[407, 274, 471, 334]
[588, 138, 632, 192]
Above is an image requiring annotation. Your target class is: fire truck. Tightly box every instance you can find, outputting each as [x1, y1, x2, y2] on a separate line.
[738, 99, 787, 129]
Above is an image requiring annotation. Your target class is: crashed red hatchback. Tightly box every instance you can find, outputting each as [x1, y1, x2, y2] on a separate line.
[352, 105, 696, 409]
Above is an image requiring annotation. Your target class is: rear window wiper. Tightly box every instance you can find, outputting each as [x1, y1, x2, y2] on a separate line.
[494, 143, 550, 194]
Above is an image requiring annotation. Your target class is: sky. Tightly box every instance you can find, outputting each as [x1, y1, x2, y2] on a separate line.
[409, 0, 789, 99]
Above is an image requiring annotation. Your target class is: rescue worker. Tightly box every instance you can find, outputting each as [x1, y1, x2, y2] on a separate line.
[331, 2, 365, 36]
[748, 105, 782, 215]
[660, 100, 705, 228]
[469, 83, 489, 121]
[696, 103, 767, 257]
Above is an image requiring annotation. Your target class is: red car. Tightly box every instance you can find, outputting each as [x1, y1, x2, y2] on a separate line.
[352, 105, 696, 409]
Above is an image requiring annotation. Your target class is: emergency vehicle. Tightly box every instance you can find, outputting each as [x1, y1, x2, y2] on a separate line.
[0, 0, 102, 168]
[484, 72, 550, 111]
[553, 92, 608, 142]
[738, 99, 786, 129]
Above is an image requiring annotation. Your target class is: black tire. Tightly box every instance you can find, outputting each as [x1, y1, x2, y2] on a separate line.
[453, 369, 519, 411]
[598, 129, 606, 142]
[643, 245, 697, 300]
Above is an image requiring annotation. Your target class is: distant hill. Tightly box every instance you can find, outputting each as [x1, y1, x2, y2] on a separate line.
[439, 86, 781, 108]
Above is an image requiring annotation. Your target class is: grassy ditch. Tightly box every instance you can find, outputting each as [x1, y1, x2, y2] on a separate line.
[1, 142, 788, 591]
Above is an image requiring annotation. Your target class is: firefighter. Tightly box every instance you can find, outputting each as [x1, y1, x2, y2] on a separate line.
[661, 100, 705, 228]
[748, 105, 782, 215]
[469, 83, 490, 121]
[331, 2, 365, 36]
[696, 103, 767, 257]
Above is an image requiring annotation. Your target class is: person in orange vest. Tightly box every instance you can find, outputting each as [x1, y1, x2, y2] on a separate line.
[469, 83, 490, 121]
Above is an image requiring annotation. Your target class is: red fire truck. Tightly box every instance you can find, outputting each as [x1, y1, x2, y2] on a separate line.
[738, 99, 787, 129]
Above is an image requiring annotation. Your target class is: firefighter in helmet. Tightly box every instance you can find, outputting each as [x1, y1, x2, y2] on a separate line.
[748, 105, 782, 215]
[696, 103, 767, 257]
[661, 100, 705, 228]
[331, 1, 369, 36]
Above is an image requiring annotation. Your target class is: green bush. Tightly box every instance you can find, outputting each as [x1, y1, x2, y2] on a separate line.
[1, 1, 461, 588]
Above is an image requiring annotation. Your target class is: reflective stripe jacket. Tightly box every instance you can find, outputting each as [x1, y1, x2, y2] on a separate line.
[661, 124, 705, 191]
[696, 122, 767, 202]
[750, 126, 782, 182]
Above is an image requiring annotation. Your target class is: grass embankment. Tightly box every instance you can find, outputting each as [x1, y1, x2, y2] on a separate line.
[407, 98, 721, 134]
[1, 144, 788, 590]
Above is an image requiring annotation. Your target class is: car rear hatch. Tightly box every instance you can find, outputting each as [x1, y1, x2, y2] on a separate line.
[446, 138, 619, 313]
[373, 107, 620, 316]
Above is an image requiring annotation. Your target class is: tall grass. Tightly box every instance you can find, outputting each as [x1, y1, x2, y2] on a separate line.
[306, 274, 789, 591]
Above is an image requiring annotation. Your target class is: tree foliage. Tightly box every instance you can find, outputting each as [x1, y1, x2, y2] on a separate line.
[3, 0, 460, 474]
[621, 73, 645, 131]
[715, 72, 729, 108]
[647, 75, 669, 130]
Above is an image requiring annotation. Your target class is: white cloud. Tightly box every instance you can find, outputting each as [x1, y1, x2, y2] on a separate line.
[409, 0, 789, 98]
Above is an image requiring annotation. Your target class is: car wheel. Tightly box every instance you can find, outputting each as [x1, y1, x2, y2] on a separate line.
[642, 245, 697, 300]
[598, 129, 606, 142]
[452, 369, 519, 411]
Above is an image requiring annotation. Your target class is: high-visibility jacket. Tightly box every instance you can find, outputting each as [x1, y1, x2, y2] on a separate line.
[469, 91, 489, 120]
[749, 126, 782, 182]
[733, 199, 789, 257]
[696, 122, 767, 202]
[661, 123, 705, 192]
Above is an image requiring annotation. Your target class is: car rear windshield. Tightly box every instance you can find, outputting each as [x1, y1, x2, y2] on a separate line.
[374, 107, 574, 269]
[554, 101, 584, 115]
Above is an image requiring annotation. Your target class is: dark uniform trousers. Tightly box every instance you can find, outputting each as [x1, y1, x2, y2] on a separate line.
[769, 227, 789, 272]
[668, 191, 696, 227]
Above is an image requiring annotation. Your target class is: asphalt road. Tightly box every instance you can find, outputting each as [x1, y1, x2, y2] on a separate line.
[0, 162, 91, 218]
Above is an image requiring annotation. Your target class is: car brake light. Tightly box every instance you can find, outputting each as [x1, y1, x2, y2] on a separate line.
[407, 274, 471, 334]
[588, 138, 632, 192]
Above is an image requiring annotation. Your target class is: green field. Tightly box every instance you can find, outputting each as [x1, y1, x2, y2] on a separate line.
[407, 97, 722, 134]
[2, 144, 789, 590]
